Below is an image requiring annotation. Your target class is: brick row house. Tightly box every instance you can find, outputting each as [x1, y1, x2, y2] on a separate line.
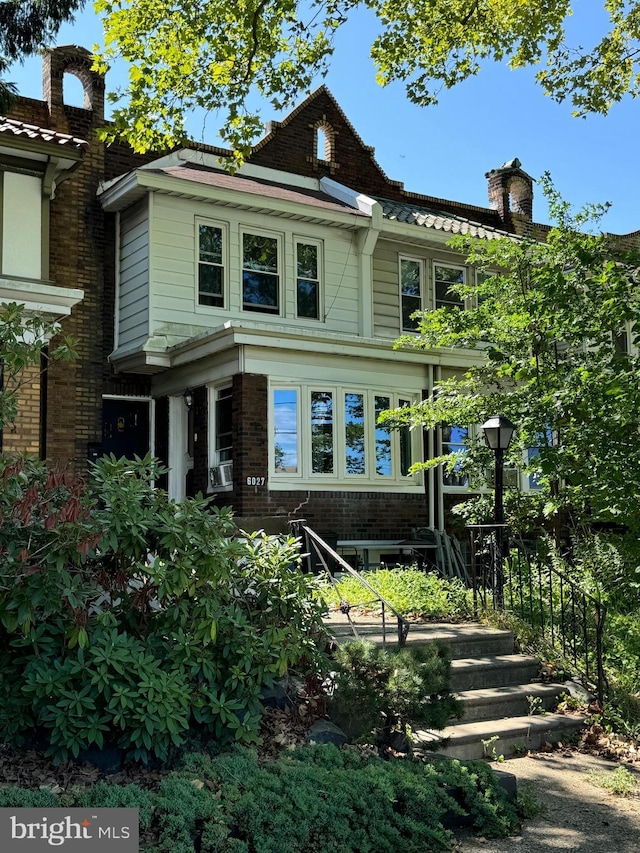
[4, 45, 611, 545]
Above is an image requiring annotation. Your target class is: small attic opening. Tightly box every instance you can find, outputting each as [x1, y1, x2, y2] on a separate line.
[508, 176, 533, 217]
[315, 122, 334, 162]
[62, 65, 94, 110]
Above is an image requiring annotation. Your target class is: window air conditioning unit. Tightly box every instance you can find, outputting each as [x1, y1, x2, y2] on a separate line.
[209, 461, 233, 488]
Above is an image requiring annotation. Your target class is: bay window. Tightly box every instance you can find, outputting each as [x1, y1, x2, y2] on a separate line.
[441, 425, 469, 488]
[271, 385, 419, 484]
[311, 391, 334, 473]
[273, 389, 299, 474]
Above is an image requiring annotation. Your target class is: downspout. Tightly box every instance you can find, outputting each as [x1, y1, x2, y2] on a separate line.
[435, 365, 444, 530]
[427, 363, 435, 529]
[355, 202, 382, 338]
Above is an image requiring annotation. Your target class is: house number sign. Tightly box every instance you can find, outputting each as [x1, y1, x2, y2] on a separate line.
[246, 476, 266, 487]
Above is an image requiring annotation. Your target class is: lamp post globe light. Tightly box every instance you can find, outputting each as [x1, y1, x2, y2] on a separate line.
[481, 415, 516, 608]
[482, 415, 516, 525]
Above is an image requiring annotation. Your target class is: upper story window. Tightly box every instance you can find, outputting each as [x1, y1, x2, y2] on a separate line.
[242, 231, 280, 314]
[296, 239, 321, 320]
[434, 263, 465, 310]
[198, 222, 225, 307]
[400, 257, 422, 331]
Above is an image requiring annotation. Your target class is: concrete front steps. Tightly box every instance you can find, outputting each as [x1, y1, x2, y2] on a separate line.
[325, 611, 585, 760]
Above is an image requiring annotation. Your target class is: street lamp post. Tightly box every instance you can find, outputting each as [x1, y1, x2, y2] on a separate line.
[482, 415, 516, 608]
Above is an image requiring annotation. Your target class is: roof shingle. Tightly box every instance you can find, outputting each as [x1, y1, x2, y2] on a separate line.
[0, 116, 88, 150]
[375, 196, 508, 240]
[151, 163, 368, 217]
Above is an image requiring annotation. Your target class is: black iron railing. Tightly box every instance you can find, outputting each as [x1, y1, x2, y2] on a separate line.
[289, 519, 410, 647]
[467, 524, 607, 705]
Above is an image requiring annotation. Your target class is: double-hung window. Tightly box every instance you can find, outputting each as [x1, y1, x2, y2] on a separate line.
[296, 239, 321, 319]
[273, 389, 300, 474]
[214, 386, 233, 464]
[198, 222, 225, 307]
[434, 263, 465, 310]
[400, 257, 422, 331]
[242, 231, 280, 313]
[441, 425, 469, 488]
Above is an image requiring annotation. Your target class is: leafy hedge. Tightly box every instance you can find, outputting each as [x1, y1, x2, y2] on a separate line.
[320, 568, 473, 620]
[0, 454, 328, 762]
[0, 745, 521, 852]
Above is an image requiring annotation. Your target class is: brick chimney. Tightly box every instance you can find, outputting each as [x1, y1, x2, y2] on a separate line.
[486, 158, 534, 235]
[42, 44, 105, 124]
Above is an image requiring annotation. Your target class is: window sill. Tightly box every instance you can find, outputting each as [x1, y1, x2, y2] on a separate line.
[269, 478, 424, 493]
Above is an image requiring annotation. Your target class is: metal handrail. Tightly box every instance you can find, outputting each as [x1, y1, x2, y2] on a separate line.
[468, 524, 607, 705]
[289, 519, 410, 647]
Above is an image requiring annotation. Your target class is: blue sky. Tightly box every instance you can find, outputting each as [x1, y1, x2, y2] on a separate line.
[6, 4, 639, 234]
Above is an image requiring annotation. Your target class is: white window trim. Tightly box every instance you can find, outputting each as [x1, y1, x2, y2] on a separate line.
[399, 255, 423, 333]
[270, 382, 423, 490]
[272, 386, 303, 479]
[294, 235, 323, 321]
[207, 383, 233, 464]
[241, 226, 282, 315]
[207, 383, 233, 493]
[195, 217, 228, 312]
[433, 260, 466, 310]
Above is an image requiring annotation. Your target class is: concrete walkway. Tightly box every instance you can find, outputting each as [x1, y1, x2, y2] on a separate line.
[455, 751, 640, 852]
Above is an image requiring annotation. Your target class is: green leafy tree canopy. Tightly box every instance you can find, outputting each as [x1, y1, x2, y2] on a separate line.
[381, 176, 640, 530]
[92, 0, 640, 158]
[0, 1, 86, 110]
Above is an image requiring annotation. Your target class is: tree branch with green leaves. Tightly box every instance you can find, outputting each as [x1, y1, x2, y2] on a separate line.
[88, 0, 640, 160]
[381, 176, 640, 531]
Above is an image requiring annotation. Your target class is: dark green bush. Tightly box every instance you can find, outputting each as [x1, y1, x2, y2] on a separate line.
[328, 639, 463, 746]
[0, 745, 521, 851]
[0, 454, 329, 762]
[164, 745, 519, 851]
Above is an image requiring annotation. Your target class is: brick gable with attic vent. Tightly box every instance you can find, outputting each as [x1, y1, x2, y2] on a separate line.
[249, 86, 507, 231]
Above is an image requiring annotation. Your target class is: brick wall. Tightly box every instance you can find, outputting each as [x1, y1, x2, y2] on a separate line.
[205, 372, 431, 540]
[7, 48, 154, 470]
[250, 89, 507, 230]
[2, 365, 41, 455]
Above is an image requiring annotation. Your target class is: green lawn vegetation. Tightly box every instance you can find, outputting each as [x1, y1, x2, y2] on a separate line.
[320, 568, 473, 620]
[0, 744, 522, 852]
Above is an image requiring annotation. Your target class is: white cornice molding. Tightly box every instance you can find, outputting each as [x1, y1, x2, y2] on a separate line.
[0, 276, 83, 317]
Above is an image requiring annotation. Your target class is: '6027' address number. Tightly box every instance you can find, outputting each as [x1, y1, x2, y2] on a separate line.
[246, 476, 266, 487]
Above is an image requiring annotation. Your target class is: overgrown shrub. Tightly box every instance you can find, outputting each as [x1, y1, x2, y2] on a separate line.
[320, 567, 473, 620]
[328, 639, 463, 747]
[0, 454, 329, 762]
[0, 745, 521, 851]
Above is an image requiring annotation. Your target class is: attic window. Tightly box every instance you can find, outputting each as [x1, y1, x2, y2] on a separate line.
[62, 66, 93, 109]
[316, 123, 334, 162]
